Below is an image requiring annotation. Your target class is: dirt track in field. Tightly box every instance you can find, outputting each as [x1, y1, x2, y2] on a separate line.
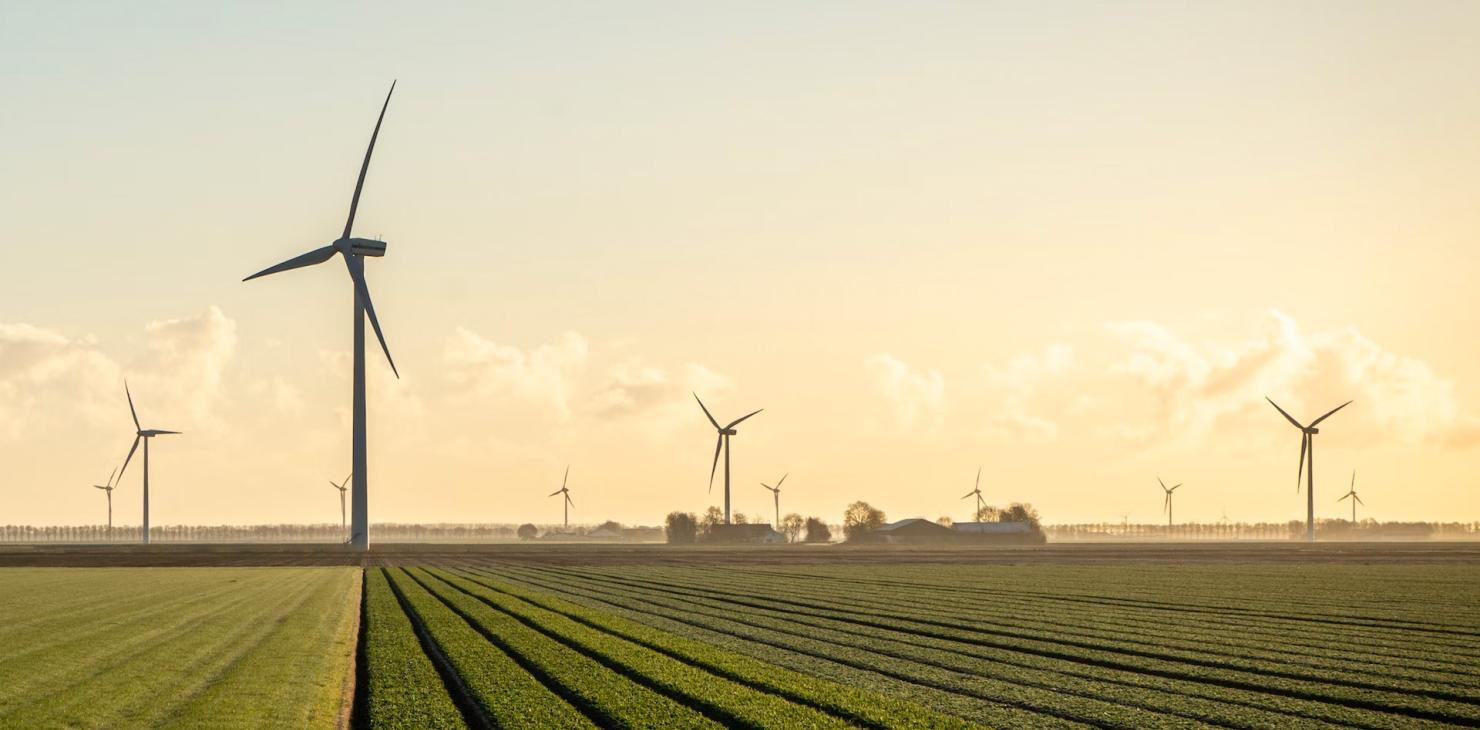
[1, 541, 1477, 567]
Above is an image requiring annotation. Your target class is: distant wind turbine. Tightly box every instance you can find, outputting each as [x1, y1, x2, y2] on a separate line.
[1267, 397, 1352, 542]
[962, 468, 985, 519]
[244, 82, 400, 551]
[1337, 469, 1365, 524]
[549, 467, 574, 528]
[1159, 477, 1182, 528]
[92, 467, 117, 539]
[329, 473, 351, 542]
[115, 382, 180, 545]
[760, 473, 787, 527]
[695, 394, 763, 524]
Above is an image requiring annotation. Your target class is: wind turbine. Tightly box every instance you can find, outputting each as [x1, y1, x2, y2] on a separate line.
[328, 473, 351, 542]
[695, 393, 763, 524]
[244, 82, 400, 551]
[116, 382, 180, 545]
[962, 468, 985, 520]
[759, 473, 787, 527]
[549, 467, 574, 528]
[1267, 397, 1352, 542]
[1337, 469, 1364, 524]
[1158, 477, 1181, 528]
[92, 468, 117, 540]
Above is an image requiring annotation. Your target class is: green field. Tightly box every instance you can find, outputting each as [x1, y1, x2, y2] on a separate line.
[3, 556, 1478, 728]
[365, 563, 1480, 728]
[0, 567, 358, 729]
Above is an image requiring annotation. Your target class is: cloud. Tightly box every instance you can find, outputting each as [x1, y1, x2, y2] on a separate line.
[0, 307, 238, 440]
[592, 360, 731, 419]
[976, 309, 1480, 447]
[865, 353, 945, 431]
[444, 329, 588, 417]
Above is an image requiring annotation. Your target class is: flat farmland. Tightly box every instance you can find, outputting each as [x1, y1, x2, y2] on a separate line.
[0, 567, 359, 729]
[2, 545, 1477, 728]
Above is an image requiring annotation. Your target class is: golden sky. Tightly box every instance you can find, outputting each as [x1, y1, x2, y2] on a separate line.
[2, 1, 1479, 527]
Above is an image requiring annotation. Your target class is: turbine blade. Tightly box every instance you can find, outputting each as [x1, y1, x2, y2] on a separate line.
[975, 467, 981, 491]
[1158, 476, 1167, 490]
[777, 473, 787, 488]
[107, 467, 117, 488]
[1297, 433, 1307, 492]
[565, 494, 574, 508]
[330, 481, 342, 490]
[726, 408, 764, 429]
[1337, 492, 1350, 502]
[1171, 484, 1182, 491]
[1355, 494, 1364, 505]
[125, 382, 141, 431]
[1351, 470, 1356, 489]
[548, 489, 564, 497]
[708, 435, 722, 492]
[343, 81, 396, 240]
[693, 393, 721, 429]
[118, 435, 141, 481]
[346, 259, 398, 378]
[1266, 397, 1305, 429]
[1309, 400, 1353, 427]
[242, 245, 338, 282]
[344, 472, 352, 486]
[93, 484, 108, 491]
[563, 465, 569, 489]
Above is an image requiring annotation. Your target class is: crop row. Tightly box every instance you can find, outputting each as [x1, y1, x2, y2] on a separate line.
[485, 564, 1480, 728]
[361, 568, 975, 729]
[543, 564, 1480, 713]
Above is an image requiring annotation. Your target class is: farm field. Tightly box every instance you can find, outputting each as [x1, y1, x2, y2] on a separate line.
[0, 567, 359, 729]
[383, 562, 1480, 728]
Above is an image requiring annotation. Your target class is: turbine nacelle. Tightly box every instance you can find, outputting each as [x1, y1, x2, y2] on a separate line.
[1304, 427, 1319, 435]
[720, 428, 737, 436]
[342, 237, 387, 257]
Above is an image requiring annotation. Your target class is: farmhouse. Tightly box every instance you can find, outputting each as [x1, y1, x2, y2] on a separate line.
[705, 523, 786, 544]
[872, 518, 956, 544]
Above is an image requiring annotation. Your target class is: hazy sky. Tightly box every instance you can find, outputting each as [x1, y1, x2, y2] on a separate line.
[4, 1, 1479, 528]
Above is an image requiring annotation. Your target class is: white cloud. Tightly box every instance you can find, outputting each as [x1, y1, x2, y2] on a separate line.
[865, 353, 945, 431]
[444, 329, 588, 417]
[981, 344, 1073, 441]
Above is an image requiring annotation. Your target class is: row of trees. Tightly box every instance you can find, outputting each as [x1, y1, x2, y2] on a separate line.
[664, 510, 832, 544]
[1047, 519, 1480, 541]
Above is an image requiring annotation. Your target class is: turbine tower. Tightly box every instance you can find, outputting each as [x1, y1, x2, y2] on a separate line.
[244, 82, 400, 551]
[329, 473, 351, 542]
[962, 468, 985, 520]
[549, 467, 574, 528]
[759, 473, 787, 527]
[695, 393, 762, 524]
[1337, 469, 1364, 524]
[92, 467, 117, 540]
[1158, 477, 1181, 528]
[1267, 397, 1352, 542]
[116, 382, 180, 545]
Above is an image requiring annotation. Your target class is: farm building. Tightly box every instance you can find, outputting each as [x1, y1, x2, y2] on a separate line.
[952, 521, 1033, 536]
[871, 518, 956, 544]
[705, 523, 786, 544]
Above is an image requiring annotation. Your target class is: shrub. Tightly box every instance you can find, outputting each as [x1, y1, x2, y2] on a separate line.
[516, 523, 539, 540]
[664, 512, 698, 544]
[803, 517, 831, 543]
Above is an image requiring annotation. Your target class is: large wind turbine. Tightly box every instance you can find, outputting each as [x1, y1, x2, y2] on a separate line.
[695, 393, 762, 524]
[549, 467, 574, 528]
[759, 473, 787, 527]
[244, 82, 400, 551]
[92, 467, 117, 540]
[1267, 397, 1352, 542]
[116, 383, 180, 545]
[1337, 470, 1365, 524]
[962, 468, 985, 520]
[328, 473, 350, 542]
[1158, 477, 1182, 528]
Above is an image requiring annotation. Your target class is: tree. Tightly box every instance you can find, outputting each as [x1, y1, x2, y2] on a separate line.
[998, 503, 1041, 528]
[596, 520, 623, 533]
[780, 513, 804, 543]
[516, 523, 539, 540]
[803, 517, 831, 543]
[733, 513, 749, 525]
[700, 506, 724, 532]
[843, 501, 886, 542]
[936, 516, 953, 527]
[974, 505, 1000, 522]
[665, 512, 698, 544]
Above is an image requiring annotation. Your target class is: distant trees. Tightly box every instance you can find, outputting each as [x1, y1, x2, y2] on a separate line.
[665, 512, 698, 544]
[780, 513, 804, 543]
[803, 517, 831, 543]
[999, 503, 1041, 529]
[843, 501, 886, 542]
[936, 516, 953, 527]
[516, 523, 539, 540]
[973, 505, 999, 522]
[732, 513, 749, 525]
[595, 520, 623, 533]
[700, 507, 724, 532]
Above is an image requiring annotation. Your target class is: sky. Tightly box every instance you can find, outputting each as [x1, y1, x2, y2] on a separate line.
[3, 1, 1479, 528]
